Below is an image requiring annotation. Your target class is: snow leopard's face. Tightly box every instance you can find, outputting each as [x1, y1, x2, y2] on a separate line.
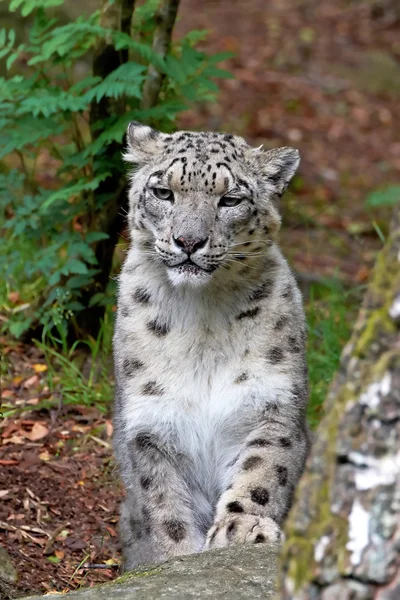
[124, 123, 299, 287]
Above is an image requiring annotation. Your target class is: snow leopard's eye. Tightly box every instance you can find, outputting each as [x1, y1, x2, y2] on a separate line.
[219, 195, 244, 208]
[152, 187, 174, 202]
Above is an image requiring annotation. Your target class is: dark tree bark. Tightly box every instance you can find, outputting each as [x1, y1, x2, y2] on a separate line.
[72, 0, 135, 340]
[141, 0, 180, 110]
[280, 207, 400, 599]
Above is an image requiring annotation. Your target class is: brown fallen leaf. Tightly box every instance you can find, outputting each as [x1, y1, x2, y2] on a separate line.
[71, 425, 90, 433]
[0, 460, 19, 465]
[105, 525, 117, 538]
[24, 422, 49, 442]
[65, 537, 87, 551]
[27, 398, 40, 405]
[1, 422, 19, 437]
[23, 375, 39, 389]
[0, 490, 10, 498]
[2, 435, 26, 445]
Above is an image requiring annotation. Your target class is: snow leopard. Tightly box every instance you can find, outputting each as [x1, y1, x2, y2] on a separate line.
[113, 121, 310, 570]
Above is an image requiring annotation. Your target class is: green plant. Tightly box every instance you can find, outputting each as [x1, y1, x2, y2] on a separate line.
[0, 0, 232, 340]
[0, 309, 115, 419]
[34, 315, 114, 413]
[306, 279, 360, 426]
[363, 184, 400, 242]
[365, 184, 400, 208]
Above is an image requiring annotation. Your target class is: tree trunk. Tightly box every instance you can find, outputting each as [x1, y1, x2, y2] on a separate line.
[72, 0, 134, 340]
[280, 207, 400, 599]
[141, 0, 180, 110]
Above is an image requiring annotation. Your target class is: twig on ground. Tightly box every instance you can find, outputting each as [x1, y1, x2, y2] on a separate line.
[81, 563, 119, 570]
[0, 521, 49, 536]
[0, 521, 46, 545]
[43, 523, 68, 556]
[68, 554, 91, 584]
[89, 435, 111, 449]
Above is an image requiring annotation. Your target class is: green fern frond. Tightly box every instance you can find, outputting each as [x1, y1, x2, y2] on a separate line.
[10, 0, 64, 17]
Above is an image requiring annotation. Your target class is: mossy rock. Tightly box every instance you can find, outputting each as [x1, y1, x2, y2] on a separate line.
[20, 544, 278, 599]
[0, 547, 18, 600]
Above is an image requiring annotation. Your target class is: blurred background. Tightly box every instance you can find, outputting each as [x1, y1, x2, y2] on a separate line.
[0, 0, 399, 595]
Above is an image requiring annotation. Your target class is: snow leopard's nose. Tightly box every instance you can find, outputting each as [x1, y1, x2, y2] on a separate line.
[173, 235, 209, 255]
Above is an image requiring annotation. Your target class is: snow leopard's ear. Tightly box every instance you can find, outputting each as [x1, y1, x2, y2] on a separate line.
[124, 121, 164, 165]
[254, 146, 300, 197]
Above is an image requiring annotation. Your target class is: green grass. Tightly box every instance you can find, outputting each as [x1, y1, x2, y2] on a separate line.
[306, 279, 362, 426]
[34, 314, 115, 414]
[1, 312, 115, 419]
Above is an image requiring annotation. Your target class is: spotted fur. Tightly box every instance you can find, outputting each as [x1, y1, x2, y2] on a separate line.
[113, 122, 310, 570]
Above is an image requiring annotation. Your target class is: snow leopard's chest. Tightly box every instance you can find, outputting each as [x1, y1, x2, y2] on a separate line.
[119, 312, 291, 486]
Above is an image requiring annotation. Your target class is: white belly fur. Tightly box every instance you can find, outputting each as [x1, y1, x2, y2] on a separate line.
[121, 326, 292, 495]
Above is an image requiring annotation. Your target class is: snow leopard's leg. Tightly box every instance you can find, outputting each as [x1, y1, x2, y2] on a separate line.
[205, 411, 310, 549]
[119, 431, 206, 571]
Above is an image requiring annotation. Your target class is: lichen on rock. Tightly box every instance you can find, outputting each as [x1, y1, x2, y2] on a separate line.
[281, 209, 400, 599]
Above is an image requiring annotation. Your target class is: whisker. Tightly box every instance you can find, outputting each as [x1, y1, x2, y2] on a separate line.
[223, 258, 257, 270]
[230, 239, 269, 247]
[138, 251, 158, 256]
[227, 251, 266, 257]
[219, 264, 231, 273]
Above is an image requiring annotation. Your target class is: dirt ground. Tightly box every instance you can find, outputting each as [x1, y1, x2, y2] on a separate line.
[1, 343, 121, 593]
[1, 0, 400, 595]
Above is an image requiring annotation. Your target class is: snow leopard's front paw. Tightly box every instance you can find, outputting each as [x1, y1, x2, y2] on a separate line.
[204, 513, 283, 549]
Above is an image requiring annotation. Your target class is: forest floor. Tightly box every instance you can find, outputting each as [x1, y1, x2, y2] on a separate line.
[1, 0, 400, 595]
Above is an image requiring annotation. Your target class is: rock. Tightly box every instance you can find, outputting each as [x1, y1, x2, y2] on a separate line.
[280, 207, 400, 598]
[0, 548, 17, 585]
[0, 547, 18, 600]
[21, 544, 278, 599]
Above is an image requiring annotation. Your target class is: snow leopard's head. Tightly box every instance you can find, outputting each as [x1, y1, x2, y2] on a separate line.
[124, 122, 299, 287]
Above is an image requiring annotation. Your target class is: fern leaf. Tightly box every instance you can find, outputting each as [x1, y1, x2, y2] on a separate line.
[82, 62, 146, 103]
[10, 0, 64, 18]
[39, 174, 112, 211]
